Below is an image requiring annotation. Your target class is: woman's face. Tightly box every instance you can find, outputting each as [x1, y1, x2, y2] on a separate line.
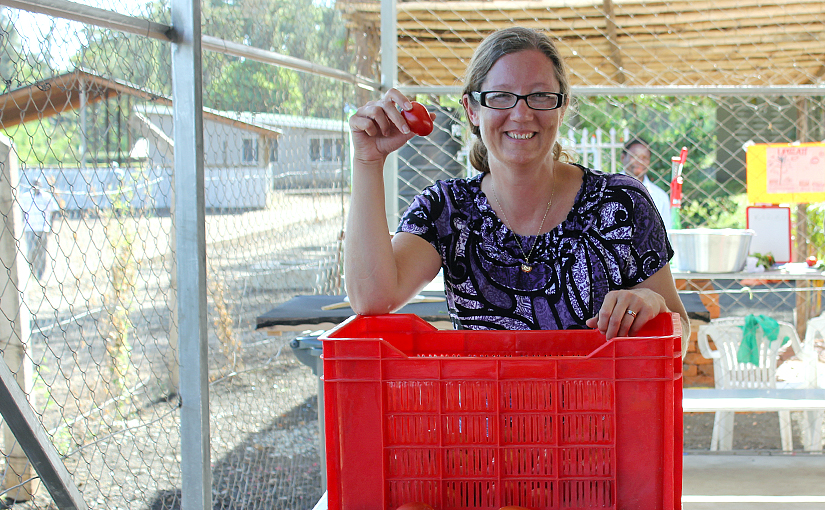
[463, 49, 567, 172]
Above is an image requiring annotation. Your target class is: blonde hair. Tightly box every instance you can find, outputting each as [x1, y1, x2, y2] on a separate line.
[462, 27, 572, 173]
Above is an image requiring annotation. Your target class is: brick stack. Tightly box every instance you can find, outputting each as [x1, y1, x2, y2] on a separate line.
[676, 278, 718, 388]
[682, 316, 713, 387]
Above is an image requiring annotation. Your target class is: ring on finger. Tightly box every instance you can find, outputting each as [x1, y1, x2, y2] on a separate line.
[625, 309, 637, 318]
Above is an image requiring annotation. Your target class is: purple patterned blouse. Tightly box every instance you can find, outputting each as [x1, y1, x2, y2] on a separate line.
[397, 164, 673, 330]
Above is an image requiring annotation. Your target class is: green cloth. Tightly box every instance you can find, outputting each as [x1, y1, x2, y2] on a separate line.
[736, 314, 789, 365]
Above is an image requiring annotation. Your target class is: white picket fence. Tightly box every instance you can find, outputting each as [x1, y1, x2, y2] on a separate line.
[563, 127, 631, 174]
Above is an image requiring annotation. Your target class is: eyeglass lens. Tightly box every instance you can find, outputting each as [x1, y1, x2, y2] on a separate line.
[484, 92, 561, 110]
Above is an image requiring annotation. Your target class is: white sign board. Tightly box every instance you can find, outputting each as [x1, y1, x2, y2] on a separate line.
[746, 206, 792, 263]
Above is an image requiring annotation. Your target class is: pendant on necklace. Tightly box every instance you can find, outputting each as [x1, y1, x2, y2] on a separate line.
[521, 263, 533, 273]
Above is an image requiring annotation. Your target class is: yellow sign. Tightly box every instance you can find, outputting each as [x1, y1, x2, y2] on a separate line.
[746, 142, 825, 203]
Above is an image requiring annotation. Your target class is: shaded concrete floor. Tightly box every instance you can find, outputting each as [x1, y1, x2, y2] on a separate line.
[683, 454, 825, 509]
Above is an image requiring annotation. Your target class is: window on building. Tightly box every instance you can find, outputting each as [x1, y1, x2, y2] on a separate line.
[242, 138, 258, 164]
[310, 137, 344, 162]
[269, 138, 278, 163]
[310, 138, 321, 161]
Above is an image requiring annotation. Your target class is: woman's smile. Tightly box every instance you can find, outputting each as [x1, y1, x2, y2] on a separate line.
[507, 131, 536, 140]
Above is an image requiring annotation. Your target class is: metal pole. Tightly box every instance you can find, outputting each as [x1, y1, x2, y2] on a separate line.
[0, 136, 38, 502]
[381, 0, 398, 229]
[0, 0, 174, 41]
[202, 36, 379, 91]
[79, 81, 87, 170]
[170, 0, 210, 508]
[0, 357, 87, 509]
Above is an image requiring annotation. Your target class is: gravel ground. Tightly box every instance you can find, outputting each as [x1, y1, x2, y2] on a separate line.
[4, 331, 326, 510]
[2, 192, 341, 510]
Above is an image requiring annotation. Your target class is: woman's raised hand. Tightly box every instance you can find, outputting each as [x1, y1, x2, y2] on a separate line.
[349, 89, 424, 164]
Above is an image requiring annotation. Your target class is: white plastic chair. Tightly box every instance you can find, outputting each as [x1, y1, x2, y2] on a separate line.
[804, 313, 825, 389]
[801, 314, 825, 450]
[697, 317, 812, 451]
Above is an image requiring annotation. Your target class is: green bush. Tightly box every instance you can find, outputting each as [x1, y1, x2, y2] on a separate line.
[679, 193, 748, 229]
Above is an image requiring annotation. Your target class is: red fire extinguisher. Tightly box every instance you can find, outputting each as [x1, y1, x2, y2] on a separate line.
[670, 147, 688, 208]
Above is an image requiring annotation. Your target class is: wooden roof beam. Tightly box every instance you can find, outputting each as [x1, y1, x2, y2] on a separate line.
[603, 0, 625, 84]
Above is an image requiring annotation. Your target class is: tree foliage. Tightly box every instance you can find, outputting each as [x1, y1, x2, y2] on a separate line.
[1, 12, 46, 92]
[69, 0, 354, 116]
[1, 12, 75, 166]
[2, 0, 355, 166]
[74, 1, 172, 96]
[808, 204, 825, 259]
[202, 0, 354, 117]
[572, 95, 716, 185]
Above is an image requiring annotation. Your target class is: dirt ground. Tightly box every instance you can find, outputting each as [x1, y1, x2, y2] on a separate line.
[684, 411, 798, 451]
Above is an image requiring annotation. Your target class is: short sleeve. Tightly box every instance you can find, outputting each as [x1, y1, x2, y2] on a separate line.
[396, 183, 443, 251]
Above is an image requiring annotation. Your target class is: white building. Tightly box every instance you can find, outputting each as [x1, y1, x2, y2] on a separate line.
[133, 105, 350, 210]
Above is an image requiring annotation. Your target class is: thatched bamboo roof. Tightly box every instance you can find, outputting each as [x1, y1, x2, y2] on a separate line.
[339, 0, 825, 88]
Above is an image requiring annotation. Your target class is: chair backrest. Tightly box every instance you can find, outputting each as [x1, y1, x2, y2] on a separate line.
[805, 313, 825, 344]
[697, 317, 802, 389]
[803, 314, 825, 387]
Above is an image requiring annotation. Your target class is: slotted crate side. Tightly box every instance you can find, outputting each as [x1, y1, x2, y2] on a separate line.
[611, 319, 684, 510]
[323, 314, 682, 510]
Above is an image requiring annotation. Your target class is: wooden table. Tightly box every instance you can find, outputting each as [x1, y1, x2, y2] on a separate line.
[255, 290, 452, 332]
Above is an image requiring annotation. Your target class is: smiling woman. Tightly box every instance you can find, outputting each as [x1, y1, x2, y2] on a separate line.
[344, 26, 689, 352]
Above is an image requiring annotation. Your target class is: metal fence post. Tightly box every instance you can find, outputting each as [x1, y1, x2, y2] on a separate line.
[381, 0, 398, 228]
[0, 135, 37, 501]
[170, 0, 211, 508]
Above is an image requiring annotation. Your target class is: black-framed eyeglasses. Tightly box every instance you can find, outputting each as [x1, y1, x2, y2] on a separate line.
[470, 91, 566, 111]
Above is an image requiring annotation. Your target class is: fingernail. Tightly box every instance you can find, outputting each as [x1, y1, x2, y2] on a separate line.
[401, 125, 410, 134]
[403, 102, 412, 110]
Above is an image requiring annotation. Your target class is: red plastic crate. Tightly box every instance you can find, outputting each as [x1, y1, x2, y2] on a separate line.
[322, 313, 683, 510]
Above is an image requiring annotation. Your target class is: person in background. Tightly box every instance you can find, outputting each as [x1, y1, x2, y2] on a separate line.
[621, 137, 672, 229]
[19, 179, 60, 280]
[344, 27, 688, 352]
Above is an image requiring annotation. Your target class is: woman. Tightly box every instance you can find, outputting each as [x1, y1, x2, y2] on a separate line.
[345, 27, 689, 350]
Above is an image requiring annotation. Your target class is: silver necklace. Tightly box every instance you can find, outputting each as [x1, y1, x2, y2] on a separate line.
[491, 171, 556, 273]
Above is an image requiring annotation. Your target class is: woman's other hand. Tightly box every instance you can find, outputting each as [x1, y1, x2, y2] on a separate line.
[349, 89, 431, 164]
[585, 264, 689, 353]
[585, 288, 668, 339]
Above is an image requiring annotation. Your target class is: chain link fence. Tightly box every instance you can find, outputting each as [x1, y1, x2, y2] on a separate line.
[1, 0, 360, 508]
[1, 1, 825, 509]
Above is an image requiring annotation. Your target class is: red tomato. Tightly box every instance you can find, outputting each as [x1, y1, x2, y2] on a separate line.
[402, 101, 434, 136]
[396, 503, 435, 510]
[807, 255, 818, 267]
[499, 506, 533, 510]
